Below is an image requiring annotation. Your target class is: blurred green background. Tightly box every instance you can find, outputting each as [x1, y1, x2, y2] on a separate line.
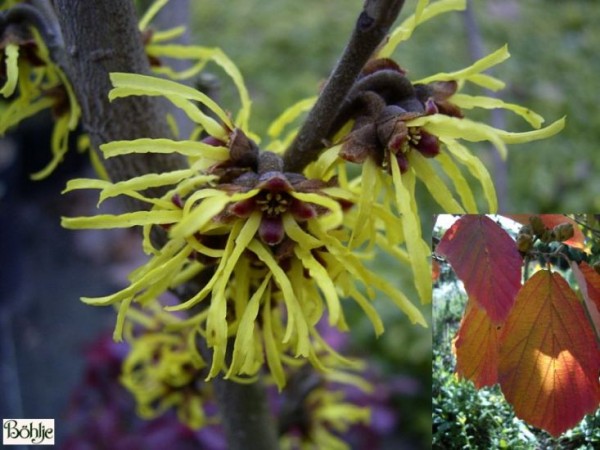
[190, 0, 600, 212]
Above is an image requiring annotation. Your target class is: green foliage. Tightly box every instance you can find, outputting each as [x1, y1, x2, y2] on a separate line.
[433, 349, 539, 449]
[190, 0, 355, 134]
[432, 285, 539, 448]
[480, 0, 600, 211]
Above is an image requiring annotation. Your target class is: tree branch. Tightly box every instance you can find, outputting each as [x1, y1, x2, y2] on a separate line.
[282, 0, 405, 173]
[50, 2, 280, 449]
[213, 378, 280, 450]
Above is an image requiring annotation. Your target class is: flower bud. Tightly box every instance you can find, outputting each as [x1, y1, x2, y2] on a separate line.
[539, 229, 555, 243]
[229, 128, 259, 168]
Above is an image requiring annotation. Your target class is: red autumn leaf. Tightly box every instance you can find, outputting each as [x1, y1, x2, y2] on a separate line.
[453, 299, 501, 388]
[436, 215, 522, 323]
[498, 270, 600, 436]
[507, 214, 585, 249]
[572, 262, 600, 339]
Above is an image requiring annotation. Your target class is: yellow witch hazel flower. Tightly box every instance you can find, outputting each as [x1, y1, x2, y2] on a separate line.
[121, 318, 373, 446]
[0, 0, 223, 179]
[62, 67, 426, 389]
[121, 329, 210, 429]
[300, 0, 564, 304]
[279, 362, 373, 450]
[0, 3, 80, 179]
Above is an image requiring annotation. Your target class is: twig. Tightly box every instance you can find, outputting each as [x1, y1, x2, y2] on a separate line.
[0, 1, 69, 69]
[282, 0, 405, 173]
[571, 216, 600, 238]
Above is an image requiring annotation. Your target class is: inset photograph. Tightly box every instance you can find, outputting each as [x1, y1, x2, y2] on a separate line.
[432, 214, 600, 449]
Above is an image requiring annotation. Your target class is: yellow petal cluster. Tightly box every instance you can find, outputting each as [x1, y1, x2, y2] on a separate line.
[0, 28, 80, 179]
[302, 0, 565, 304]
[120, 330, 209, 429]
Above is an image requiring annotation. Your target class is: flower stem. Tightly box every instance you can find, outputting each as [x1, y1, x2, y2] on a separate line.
[282, 0, 405, 173]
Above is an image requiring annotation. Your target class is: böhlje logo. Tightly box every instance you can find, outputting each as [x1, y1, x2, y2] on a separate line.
[2, 419, 55, 445]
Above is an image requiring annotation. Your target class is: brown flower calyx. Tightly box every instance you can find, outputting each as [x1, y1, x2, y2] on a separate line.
[330, 59, 463, 174]
[206, 128, 259, 183]
[196, 133, 343, 247]
[140, 28, 162, 67]
[1, 22, 44, 78]
[414, 80, 463, 118]
[331, 61, 421, 132]
[1, 11, 71, 115]
[0, 3, 60, 64]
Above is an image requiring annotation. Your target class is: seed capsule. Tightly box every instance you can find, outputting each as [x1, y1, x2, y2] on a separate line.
[516, 233, 533, 253]
[552, 223, 574, 242]
[529, 215, 546, 237]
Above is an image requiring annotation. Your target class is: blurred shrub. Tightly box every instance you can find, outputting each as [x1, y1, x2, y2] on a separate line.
[433, 348, 539, 449]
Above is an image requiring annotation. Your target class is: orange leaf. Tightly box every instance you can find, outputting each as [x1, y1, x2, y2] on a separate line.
[498, 270, 600, 436]
[432, 259, 441, 282]
[436, 215, 522, 323]
[507, 214, 585, 249]
[453, 299, 500, 388]
[572, 262, 600, 340]
[579, 262, 600, 310]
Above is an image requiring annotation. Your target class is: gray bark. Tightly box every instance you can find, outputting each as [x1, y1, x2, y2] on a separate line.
[53, 0, 183, 184]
